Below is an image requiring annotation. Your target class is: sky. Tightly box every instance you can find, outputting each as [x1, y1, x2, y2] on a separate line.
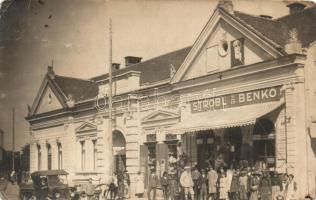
[0, 0, 304, 150]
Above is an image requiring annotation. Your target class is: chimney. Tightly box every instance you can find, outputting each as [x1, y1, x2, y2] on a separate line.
[112, 63, 120, 71]
[47, 66, 55, 79]
[259, 15, 273, 20]
[285, 28, 302, 54]
[287, 2, 306, 15]
[124, 56, 142, 67]
[218, 0, 234, 15]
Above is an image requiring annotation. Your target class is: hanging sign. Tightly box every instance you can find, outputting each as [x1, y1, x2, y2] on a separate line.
[191, 86, 281, 113]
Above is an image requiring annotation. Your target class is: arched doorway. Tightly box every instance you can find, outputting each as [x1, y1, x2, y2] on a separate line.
[113, 130, 126, 174]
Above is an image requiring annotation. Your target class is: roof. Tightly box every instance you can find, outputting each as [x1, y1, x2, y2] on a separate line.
[91, 46, 192, 85]
[50, 75, 98, 102]
[277, 6, 316, 47]
[234, 6, 316, 48]
[234, 11, 288, 47]
[31, 170, 69, 177]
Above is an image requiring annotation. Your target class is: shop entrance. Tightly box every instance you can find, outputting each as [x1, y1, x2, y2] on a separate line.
[113, 130, 126, 174]
[253, 118, 276, 169]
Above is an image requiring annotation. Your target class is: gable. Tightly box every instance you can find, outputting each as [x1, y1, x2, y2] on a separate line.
[142, 110, 180, 124]
[75, 122, 97, 133]
[171, 8, 284, 83]
[36, 85, 64, 114]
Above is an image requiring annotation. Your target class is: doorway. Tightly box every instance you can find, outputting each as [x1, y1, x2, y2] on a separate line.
[113, 130, 126, 174]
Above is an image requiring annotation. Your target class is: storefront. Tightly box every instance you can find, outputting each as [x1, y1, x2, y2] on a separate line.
[167, 86, 284, 172]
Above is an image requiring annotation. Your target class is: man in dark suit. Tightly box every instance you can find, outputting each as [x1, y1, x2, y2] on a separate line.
[148, 169, 158, 200]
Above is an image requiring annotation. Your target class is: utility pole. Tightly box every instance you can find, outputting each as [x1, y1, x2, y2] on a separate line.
[12, 107, 15, 172]
[108, 18, 113, 175]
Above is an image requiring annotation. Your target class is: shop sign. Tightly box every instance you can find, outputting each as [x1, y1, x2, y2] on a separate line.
[191, 86, 281, 113]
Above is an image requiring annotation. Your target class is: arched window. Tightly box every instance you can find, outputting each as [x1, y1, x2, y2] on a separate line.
[92, 140, 97, 171]
[58, 143, 62, 170]
[80, 141, 85, 171]
[253, 118, 275, 168]
[37, 144, 41, 170]
[47, 144, 52, 170]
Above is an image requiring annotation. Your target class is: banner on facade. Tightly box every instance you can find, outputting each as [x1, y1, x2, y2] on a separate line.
[191, 86, 282, 113]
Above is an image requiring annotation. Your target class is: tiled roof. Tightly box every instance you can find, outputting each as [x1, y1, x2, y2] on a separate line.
[52, 75, 98, 102]
[234, 11, 288, 47]
[277, 6, 316, 47]
[91, 46, 192, 85]
[234, 6, 316, 48]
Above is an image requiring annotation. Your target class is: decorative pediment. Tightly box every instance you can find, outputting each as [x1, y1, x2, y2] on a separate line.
[171, 8, 284, 84]
[28, 74, 67, 116]
[142, 110, 180, 124]
[76, 122, 97, 134]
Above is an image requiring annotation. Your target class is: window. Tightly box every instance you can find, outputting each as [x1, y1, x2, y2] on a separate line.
[37, 144, 41, 170]
[58, 143, 62, 170]
[47, 144, 52, 170]
[80, 141, 85, 171]
[92, 140, 97, 170]
[253, 118, 275, 168]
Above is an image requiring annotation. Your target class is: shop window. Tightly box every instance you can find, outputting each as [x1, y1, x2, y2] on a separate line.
[58, 143, 62, 170]
[147, 144, 156, 171]
[37, 144, 41, 170]
[164, 134, 178, 168]
[47, 144, 52, 170]
[196, 130, 215, 170]
[253, 118, 276, 168]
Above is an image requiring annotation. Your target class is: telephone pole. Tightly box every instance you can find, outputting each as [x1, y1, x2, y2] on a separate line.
[108, 18, 113, 175]
[12, 107, 15, 171]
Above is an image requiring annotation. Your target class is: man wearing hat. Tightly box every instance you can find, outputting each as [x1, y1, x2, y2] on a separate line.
[148, 169, 158, 200]
[123, 169, 130, 198]
[180, 166, 194, 200]
[199, 169, 208, 200]
[208, 165, 218, 200]
[191, 164, 201, 200]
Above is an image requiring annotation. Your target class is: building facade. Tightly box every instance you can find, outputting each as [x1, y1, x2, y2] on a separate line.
[26, 1, 316, 197]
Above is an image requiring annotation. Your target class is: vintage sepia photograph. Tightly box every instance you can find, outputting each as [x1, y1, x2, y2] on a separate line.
[0, 0, 316, 199]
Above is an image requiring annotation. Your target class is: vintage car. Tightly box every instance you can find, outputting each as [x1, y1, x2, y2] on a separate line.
[30, 170, 71, 200]
[20, 180, 35, 200]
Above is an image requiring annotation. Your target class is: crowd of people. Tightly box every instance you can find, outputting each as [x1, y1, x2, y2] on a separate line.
[150, 164, 300, 200]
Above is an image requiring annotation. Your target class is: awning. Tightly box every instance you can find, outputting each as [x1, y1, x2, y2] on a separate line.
[169, 101, 284, 134]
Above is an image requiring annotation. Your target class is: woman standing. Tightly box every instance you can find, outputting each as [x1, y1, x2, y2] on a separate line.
[117, 173, 125, 200]
[169, 168, 179, 200]
[260, 172, 272, 200]
[249, 172, 261, 200]
[219, 169, 229, 200]
[239, 170, 248, 200]
[286, 174, 297, 200]
[135, 171, 145, 198]
[230, 169, 240, 200]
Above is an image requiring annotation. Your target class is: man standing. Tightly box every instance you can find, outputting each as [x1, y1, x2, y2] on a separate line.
[199, 169, 208, 200]
[180, 166, 194, 200]
[148, 169, 158, 200]
[85, 178, 95, 200]
[208, 165, 218, 200]
[192, 165, 201, 200]
[123, 169, 130, 198]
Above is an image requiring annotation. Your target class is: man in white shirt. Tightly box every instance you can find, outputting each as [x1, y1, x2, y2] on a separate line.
[180, 166, 194, 200]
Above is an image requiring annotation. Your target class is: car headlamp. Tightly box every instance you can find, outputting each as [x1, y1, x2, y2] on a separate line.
[55, 192, 61, 198]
